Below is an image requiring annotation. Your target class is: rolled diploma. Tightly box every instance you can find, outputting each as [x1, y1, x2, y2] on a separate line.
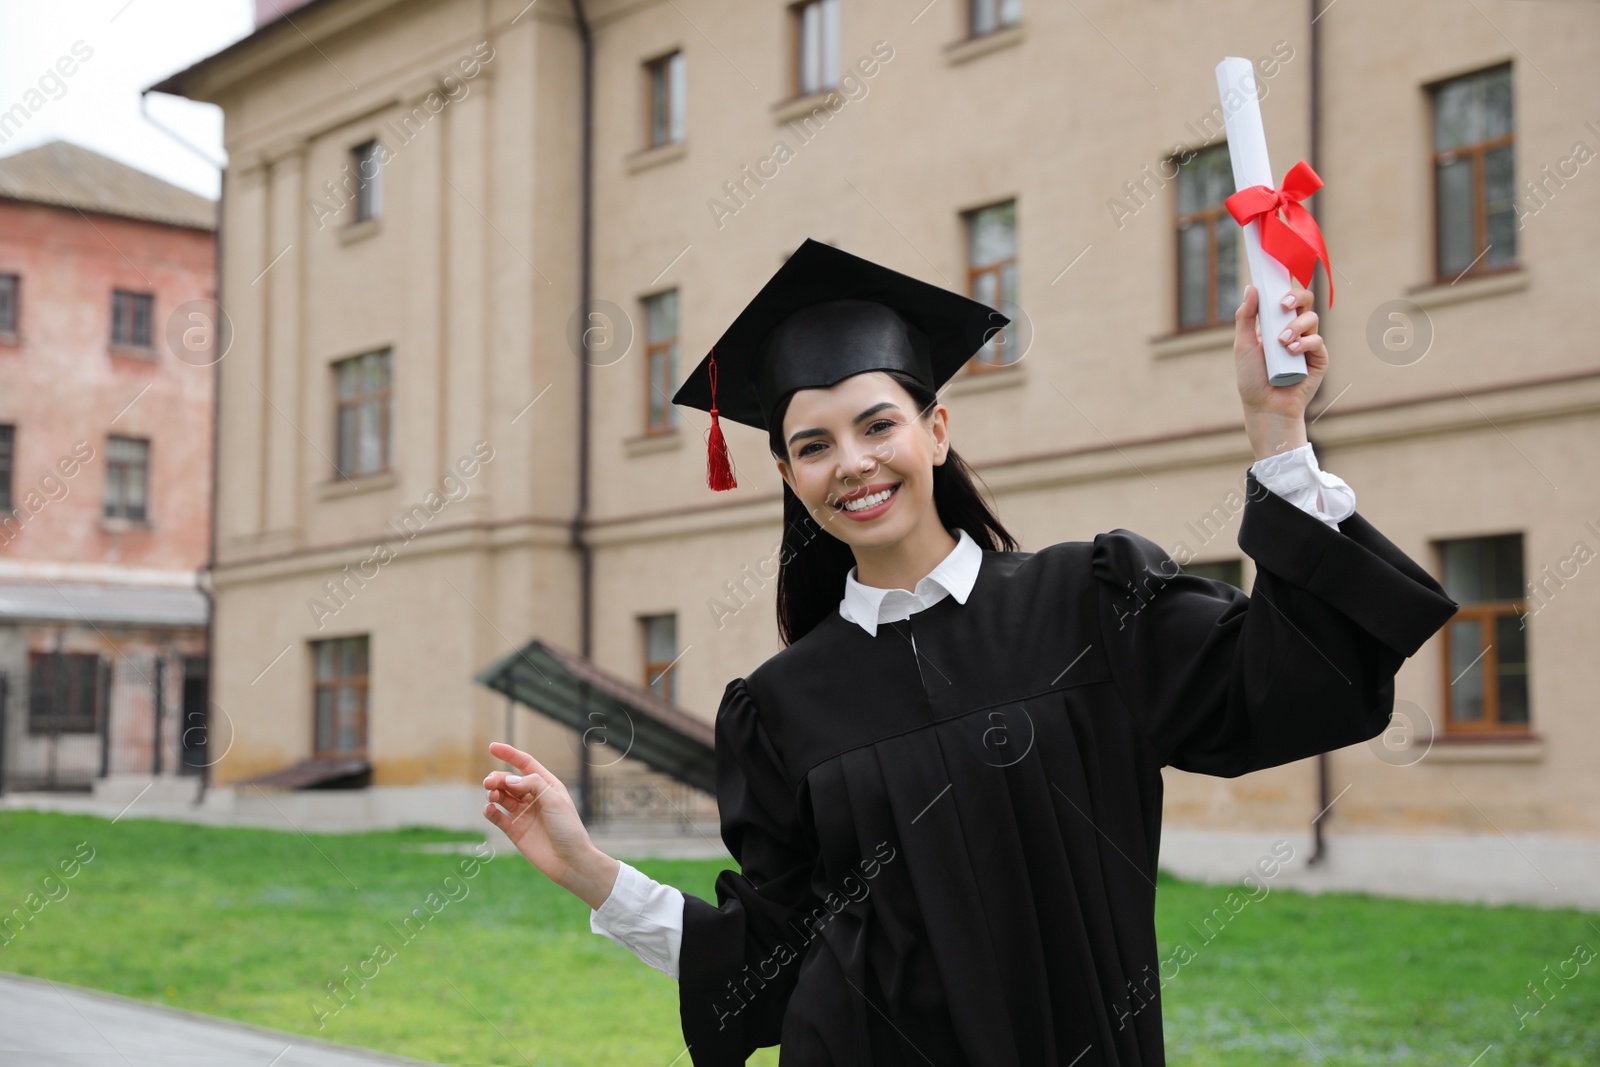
[1215, 56, 1307, 387]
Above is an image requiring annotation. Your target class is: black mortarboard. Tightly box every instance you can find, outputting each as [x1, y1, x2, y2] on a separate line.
[671, 237, 1009, 490]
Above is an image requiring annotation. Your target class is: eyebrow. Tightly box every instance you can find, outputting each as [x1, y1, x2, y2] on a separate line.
[787, 401, 901, 448]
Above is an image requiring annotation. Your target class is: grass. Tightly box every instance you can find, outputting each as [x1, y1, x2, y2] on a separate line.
[0, 810, 1595, 1065]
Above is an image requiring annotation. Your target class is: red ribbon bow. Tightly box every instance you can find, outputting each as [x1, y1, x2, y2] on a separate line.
[1224, 159, 1334, 307]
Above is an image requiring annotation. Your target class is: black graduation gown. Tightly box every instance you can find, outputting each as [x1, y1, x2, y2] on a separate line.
[677, 470, 1459, 1066]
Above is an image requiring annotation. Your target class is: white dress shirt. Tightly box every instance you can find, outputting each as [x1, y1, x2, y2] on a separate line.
[589, 442, 1354, 979]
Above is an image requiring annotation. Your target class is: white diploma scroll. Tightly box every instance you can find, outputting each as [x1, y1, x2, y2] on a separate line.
[1215, 56, 1307, 387]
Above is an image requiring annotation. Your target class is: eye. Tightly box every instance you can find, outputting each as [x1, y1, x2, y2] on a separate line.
[866, 418, 895, 434]
[796, 441, 824, 458]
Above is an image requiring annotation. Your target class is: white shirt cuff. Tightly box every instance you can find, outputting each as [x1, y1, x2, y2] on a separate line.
[588, 859, 684, 980]
[1249, 442, 1356, 531]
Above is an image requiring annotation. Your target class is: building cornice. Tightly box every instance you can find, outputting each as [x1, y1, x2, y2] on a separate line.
[207, 364, 1600, 584]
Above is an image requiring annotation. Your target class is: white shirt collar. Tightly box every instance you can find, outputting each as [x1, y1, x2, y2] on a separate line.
[838, 527, 983, 637]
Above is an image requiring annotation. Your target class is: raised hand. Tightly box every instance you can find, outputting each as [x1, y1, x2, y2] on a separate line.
[1233, 283, 1327, 461]
[482, 741, 619, 909]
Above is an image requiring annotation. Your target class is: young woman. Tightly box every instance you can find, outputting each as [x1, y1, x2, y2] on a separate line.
[481, 239, 1458, 1065]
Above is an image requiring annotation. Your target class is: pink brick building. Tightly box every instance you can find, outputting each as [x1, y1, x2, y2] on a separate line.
[0, 140, 217, 793]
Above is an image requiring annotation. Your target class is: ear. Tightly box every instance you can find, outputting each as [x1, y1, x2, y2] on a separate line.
[928, 403, 951, 466]
[774, 456, 795, 492]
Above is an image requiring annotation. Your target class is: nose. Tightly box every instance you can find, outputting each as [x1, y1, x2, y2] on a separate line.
[836, 439, 878, 481]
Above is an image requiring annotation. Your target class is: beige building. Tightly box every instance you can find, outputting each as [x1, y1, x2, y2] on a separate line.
[152, 0, 1599, 904]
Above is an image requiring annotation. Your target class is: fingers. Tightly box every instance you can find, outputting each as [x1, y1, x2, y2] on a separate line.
[1275, 285, 1312, 313]
[485, 776, 548, 807]
[482, 802, 513, 833]
[1277, 311, 1319, 350]
[1234, 284, 1260, 351]
[1288, 332, 1325, 360]
[483, 769, 559, 808]
[487, 741, 561, 789]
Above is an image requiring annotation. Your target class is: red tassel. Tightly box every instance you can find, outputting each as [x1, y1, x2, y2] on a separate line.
[705, 347, 737, 491]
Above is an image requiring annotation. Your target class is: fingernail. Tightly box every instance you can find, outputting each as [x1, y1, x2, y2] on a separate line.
[1278, 328, 1294, 343]
[505, 775, 522, 785]
[1281, 294, 1295, 308]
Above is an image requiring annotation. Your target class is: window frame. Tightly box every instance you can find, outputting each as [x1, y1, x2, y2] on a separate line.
[789, 0, 840, 100]
[27, 651, 107, 736]
[641, 613, 679, 705]
[352, 139, 383, 223]
[1435, 533, 1530, 737]
[1171, 142, 1242, 333]
[111, 289, 154, 349]
[311, 634, 370, 757]
[1426, 62, 1517, 285]
[644, 49, 686, 149]
[0, 424, 13, 513]
[966, 0, 1022, 39]
[0, 272, 19, 337]
[961, 198, 1020, 374]
[103, 433, 151, 523]
[332, 348, 393, 480]
[642, 289, 680, 436]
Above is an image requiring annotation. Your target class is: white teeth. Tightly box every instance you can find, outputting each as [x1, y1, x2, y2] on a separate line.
[842, 486, 895, 512]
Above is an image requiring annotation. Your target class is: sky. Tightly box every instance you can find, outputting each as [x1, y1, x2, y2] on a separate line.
[0, 0, 255, 199]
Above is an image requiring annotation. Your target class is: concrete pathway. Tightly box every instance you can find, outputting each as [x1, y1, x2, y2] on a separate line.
[0, 972, 442, 1066]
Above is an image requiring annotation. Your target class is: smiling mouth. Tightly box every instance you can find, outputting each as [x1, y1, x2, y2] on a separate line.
[836, 484, 900, 512]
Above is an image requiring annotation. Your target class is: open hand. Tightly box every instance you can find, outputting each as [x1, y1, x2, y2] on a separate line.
[1233, 283, 1327, 460]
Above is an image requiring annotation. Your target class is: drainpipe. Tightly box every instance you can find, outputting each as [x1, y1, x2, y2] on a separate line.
[140, 88, 225, 805]
[198, 172, 222, 806]
[569, 0, 596, 824]
[1307, 0, 1329, 867]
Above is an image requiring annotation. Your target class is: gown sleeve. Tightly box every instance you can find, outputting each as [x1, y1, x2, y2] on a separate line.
[1091, 468, 1460, 778]
[678, 676, 820, 1064]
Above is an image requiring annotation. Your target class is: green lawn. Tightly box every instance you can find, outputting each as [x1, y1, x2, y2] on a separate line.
[0, 810, 1595, 1065]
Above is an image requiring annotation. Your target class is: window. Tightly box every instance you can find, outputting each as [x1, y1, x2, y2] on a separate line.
[104, 435, 150, 522]
[313, 635, 369, 755]
[642, 614, 678, 704]
[1430, 64, 1515, 280]
[643, 290, 680, 434]
[1174, 143, 1242, 330]
[791, 0, 839, 98]
[964, 199, 1019, 370]
[0, 273, 18, 335]
[1437, 533, 1528, 734]
[0, 425, 12, 512]
[352, 140, 382, 223]
[111, 290, 153, 348]
[969, 0, 1021, 37]
[1181, 558, 1244, 590]
[333, 349, 392, 478]
[28, 652, 106, 735]
[645, 51, 686, 148]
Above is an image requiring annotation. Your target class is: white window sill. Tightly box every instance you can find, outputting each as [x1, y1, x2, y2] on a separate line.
[624, 429, 683, 456]
[108, 343, 159, 362]
[944, 23, 1025, 66]
[101, 516, 153, 533]
[318, 469, 397, 499]
[1406, 266, 1527, 310]
[772, 88, 841, 125]
[1420, 734, 1544, 763]
[942, 360, 1026, 398]
[339, 217, 382, 245]
[1150, 323, 1234, 360]
[626, 139, 687, 174]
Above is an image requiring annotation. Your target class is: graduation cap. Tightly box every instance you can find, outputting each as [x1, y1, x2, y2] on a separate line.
[671, 237, 1009, 490]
